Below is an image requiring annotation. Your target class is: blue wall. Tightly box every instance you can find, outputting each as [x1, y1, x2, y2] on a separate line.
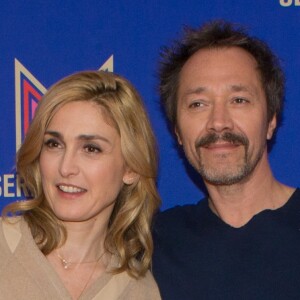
[1, 0, 300, 211]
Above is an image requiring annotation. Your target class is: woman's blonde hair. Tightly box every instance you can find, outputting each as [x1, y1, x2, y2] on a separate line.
[3, 70, 160, 277]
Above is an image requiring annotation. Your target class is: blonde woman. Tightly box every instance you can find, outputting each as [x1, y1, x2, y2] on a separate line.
[0, 71, 161, 299]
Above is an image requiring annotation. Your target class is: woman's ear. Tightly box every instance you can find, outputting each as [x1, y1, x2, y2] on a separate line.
[123, 169, 140, 185]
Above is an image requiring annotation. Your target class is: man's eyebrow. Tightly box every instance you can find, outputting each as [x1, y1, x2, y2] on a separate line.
[182, 85, 256, 96]
[182, 86, 206, 97]
[230, 84, 255, 95]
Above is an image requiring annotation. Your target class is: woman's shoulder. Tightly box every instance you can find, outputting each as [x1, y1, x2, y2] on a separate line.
[123, 270, 161, 300]
[91, 267, 161, 300]
[0, 216, 23, 252]
[0, 216, 23, 231]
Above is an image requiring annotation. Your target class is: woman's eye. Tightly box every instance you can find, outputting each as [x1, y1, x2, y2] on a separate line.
[44, 139, 60, 148]
[84, 145, 101, 153]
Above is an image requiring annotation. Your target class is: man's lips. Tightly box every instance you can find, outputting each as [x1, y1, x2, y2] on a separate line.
[195, 132, 249, 150]
[203, 141, 241, 150]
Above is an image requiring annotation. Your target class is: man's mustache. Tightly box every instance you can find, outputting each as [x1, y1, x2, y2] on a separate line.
[195, 132, 249, 149]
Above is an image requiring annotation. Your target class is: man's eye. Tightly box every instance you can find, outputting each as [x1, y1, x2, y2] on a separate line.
[233, 97, 249, 104]
[189, 101, 204, 108]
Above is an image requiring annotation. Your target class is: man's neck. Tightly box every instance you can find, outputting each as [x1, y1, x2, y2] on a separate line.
[205, 159, 295, 228]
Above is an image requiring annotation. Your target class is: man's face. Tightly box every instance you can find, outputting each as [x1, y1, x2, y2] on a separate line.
[176, 47, 276, 185]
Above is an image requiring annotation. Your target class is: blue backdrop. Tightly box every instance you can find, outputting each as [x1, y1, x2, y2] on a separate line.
[1, 0, 300, 211]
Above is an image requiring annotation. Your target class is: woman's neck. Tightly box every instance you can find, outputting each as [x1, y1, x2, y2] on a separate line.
[58, 217, 108, 262]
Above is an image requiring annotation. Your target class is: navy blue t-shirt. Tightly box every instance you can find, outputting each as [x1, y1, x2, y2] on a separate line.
[153, 189, 300, 300]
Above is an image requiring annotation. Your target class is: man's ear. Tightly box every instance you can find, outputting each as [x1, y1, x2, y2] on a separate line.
[123, 169, 140, 185]
[267, 115, 277, 140]
[175, 126, 183, 145]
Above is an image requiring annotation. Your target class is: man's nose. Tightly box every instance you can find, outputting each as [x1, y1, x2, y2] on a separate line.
[206, 103, 234, 133]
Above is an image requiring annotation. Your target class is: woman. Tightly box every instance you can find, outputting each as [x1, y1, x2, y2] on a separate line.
[0, 71, 161, 299]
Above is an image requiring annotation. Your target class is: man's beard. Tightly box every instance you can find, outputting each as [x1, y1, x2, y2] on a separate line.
[188, 132, 265, 185]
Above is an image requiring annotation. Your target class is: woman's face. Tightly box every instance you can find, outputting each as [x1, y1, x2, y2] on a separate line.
[39, 101, 132, 224]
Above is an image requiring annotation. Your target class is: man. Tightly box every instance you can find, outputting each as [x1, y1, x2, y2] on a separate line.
[153, 20, 300, 300]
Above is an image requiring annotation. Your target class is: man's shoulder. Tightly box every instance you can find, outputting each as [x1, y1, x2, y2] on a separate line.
[153, 198, 208, 231]
[279, 187, 300, 216]
[290, 188, 300, 200]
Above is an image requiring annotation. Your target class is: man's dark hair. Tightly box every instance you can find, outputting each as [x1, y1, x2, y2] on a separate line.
[159, 20, 285, 128]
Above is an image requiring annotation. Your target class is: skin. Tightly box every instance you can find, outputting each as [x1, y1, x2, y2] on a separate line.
[176, 47, 294, 227]
[40, 101, 136, 298]
[40, 101, 132, 224]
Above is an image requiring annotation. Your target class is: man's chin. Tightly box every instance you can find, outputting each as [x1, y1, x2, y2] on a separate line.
[199, 167, 248, 186]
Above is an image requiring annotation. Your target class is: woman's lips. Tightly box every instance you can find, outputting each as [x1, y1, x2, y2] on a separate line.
[57, 184, 87, 194]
